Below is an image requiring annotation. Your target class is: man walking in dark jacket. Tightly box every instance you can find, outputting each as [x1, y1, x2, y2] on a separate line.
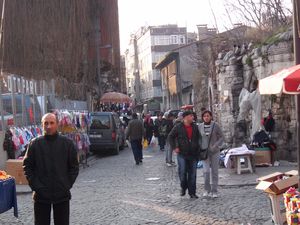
[23, 113, 79, 225]
[168, 111, 200, 198]
[126, 113, 144, 165]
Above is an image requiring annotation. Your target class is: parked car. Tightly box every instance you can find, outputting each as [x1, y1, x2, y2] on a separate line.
[88, 112, 125, 155]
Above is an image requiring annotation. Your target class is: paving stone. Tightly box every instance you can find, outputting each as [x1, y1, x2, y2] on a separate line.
[0, 147, 280, 224]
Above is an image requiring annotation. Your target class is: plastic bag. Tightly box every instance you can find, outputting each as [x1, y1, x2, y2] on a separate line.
[126, 140, 131, 149]
[143, 139, 148, 149]
[150, 135, 157, 147]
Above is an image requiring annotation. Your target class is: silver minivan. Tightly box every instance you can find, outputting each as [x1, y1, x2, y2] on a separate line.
[88, 112, 125, 155]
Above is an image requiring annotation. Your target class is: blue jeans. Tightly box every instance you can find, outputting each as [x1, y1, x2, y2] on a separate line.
[130, 139, 143, 163]
[177, 154, 198, 195]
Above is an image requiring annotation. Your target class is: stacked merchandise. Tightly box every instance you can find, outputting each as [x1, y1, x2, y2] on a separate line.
[284, 187, 300, 225]
[0, 170, 11, 180]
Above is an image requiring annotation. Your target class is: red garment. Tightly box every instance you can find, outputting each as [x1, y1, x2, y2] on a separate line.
[19, 135, 24, 145]
[184, 124, 193, 141]
[29, 107, 34, 123]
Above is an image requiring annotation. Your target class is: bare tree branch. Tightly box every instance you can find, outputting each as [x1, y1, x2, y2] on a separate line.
[208, 0, 219, 32]
[226, 0, 291, 32]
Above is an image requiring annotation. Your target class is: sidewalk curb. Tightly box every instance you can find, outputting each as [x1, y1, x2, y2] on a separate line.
[219, 182, 258, 187]
[197, 182, 258, 188]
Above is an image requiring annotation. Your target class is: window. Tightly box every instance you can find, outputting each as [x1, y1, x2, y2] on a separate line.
[170, 35, 178, 44]
[90, 115, 110, 129]
[180, 36, 185, 44]
[153, 35, 170, 46]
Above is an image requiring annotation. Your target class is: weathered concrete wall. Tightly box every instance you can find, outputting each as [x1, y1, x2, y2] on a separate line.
[214, 27, 296, 160]
[193, 41, 212, 116]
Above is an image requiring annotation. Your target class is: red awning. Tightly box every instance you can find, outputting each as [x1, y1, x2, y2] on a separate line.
[259, 64, 300, 95]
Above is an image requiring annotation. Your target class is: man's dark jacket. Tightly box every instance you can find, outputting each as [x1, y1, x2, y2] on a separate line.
[23, 133, 79, 204]
[126, 119, 144, 141]
[168, 122, 200, 160]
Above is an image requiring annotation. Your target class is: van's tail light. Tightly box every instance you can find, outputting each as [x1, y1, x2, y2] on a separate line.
[112, 131, 116, 141]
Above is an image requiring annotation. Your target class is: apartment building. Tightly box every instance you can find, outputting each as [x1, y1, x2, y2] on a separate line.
[125, 25, 187, 104]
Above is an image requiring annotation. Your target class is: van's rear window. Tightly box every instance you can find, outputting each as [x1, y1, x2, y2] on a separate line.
[90, 115, 110, 129]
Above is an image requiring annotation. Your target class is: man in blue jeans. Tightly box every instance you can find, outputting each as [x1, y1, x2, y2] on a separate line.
[168, 111, 200, 198]
[126, 113, 144, 165]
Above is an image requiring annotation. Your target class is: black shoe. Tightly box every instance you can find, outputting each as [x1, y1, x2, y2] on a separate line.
[135, 162, 139, 165]
[180, 189, 186, 196]
[190, 194, 199, 199]
[139, 159, 143, 163]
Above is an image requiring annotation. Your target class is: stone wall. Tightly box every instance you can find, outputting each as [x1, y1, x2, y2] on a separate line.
[214, 27, 297, 160]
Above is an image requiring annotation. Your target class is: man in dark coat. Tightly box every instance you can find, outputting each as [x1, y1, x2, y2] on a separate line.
[23, 113, 79, 225]
[168, 111, 200, 198]
[126, 113, 145, 165]
[165, 112, 176, 166]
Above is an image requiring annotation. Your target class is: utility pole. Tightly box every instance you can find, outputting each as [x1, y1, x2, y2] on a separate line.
[133, 36, 141, 103]
[293, 0, 300, 189]
[94, 16, 102, 101]
[21, 77, 26, 126]
[11, 76, 17, 126]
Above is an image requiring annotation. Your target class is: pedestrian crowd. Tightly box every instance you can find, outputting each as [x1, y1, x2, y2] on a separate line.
[126, 109, 224, 199]
[21, 108, 224, 225]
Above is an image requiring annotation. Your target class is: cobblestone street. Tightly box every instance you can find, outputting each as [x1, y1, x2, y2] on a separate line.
[1, 146, 272, 225]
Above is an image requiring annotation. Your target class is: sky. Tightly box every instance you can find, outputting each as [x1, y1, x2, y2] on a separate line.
[118, 0, 235, 53]
[118, 0, 293, 54]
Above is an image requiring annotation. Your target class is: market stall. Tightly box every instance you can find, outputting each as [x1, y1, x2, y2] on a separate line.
[0, 171, 18, 217]
[54, 110, 90, 168]
[256, 170, 298, 225]
[3, 125, 43, 160]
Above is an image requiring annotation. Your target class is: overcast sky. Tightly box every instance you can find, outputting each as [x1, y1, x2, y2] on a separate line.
[118, 0, 292, 53]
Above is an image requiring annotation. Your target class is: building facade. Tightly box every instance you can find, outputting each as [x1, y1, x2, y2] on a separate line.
[155, 42, 199, 111]
[125, 25, 187, 105]
[0, 0, 121, 102]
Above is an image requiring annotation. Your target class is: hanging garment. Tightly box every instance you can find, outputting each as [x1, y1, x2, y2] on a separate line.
[3, 129, 15, 159]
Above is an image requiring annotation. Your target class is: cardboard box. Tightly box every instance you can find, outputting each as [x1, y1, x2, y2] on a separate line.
[256, 171, 298, 195]
[255, 149, 271, 165]
[284, 170, 298, 176]
[6, 159, 28, 185]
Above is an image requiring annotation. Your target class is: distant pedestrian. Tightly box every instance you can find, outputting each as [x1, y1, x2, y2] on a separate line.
[144, 114, 154, 145]
[174, 111, 183, 125]
[154, 112, 167, 151]
[168, 111, 200, 198]
[126, 113, 144, 165]
[23, 113, 79, 225]
[198, 110, 224, 198]
[165, 113, 175, 166]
